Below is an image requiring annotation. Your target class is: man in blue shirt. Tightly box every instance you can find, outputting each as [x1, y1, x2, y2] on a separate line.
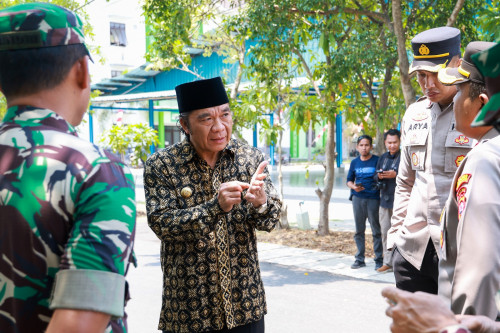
[347, 135, 383, 269]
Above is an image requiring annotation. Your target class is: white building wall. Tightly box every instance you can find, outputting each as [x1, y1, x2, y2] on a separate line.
[86, 0, 146, 84]
[79, 0, 147, 142]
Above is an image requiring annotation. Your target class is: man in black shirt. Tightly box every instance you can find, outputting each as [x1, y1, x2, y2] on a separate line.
[374, 129, 401, 273]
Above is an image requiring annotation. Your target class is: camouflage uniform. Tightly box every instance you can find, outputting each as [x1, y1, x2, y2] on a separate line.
[0, 4, 136, 333]
[0, 106, 136, 332]
[144, 138, 281, 333]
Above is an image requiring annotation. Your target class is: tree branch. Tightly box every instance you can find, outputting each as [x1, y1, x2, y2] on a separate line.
[446, 0, 465, 27]
[272, 4, 391, 27]
[291, 47, 322, 98]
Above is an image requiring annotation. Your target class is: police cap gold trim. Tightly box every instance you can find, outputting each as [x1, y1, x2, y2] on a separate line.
[409, 27, 461, 74]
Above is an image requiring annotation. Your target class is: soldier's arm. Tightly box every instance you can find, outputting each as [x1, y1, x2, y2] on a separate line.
[46, 309, 110, 333]
[387, 117, 416, 250]
[50, 158, 136, 325]
[451, 150, 500, 319]
[144, 153, 222, 242]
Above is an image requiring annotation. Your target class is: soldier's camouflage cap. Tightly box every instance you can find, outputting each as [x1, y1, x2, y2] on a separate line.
[471, 43, 500, 128]
[409, 27, 461, 74]
[438, 41, 496, 85]
[0, 2, 90, 56]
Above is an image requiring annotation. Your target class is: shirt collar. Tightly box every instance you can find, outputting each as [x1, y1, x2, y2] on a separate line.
[3, 105, 77, 135]
[478, 128, 498, 144]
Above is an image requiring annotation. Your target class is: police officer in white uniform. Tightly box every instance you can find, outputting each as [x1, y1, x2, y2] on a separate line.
[382, 42, 500, 333]
[387, 27, 473, 294]
[438, 41, 500, 319]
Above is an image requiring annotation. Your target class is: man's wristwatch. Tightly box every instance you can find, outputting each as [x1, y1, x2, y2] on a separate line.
[256, 200, 268, 214]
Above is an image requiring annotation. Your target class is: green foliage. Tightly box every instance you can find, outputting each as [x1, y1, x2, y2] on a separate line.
[143, 1, 249, 75]
[99, 124, 159, 167]
[478, 0, 500, 42]
[143, 0, 487, 143]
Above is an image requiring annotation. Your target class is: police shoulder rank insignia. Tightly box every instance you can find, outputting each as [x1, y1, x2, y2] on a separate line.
[455, 155, 465, 167]
[419, 44, 430, 56]
[455, 135, 470, 145]
[181, 187, 192, 198]
[456, 174, 471, 220]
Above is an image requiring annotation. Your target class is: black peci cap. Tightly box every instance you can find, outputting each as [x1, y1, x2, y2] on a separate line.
[409, 27, 461, 74]
[175, 77, 229, 114]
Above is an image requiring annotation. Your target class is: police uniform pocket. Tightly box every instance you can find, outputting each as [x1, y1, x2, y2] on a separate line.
[409, 145, 426, 171]
[444, 132, 472, 173]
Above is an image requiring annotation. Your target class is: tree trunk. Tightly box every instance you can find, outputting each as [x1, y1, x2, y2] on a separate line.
[230, 40, 246, 140]
[375, 125, 384, 156]
[277, 127, 289, 229]
[230, 40, 246, 100]
[447, 0, 465, 27]
[375, 58, 397, 156]
[392, 0, 416, 108]
[316, 120, 335, 236]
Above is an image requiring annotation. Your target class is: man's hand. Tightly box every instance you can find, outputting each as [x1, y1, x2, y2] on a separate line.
[347, 181, 364, 192]
[218, 181, 250, 212]
[245, 161, 268, 208]
[382, 286, 458, 333]
[379, 170, 397, 179]
[353, 184, 365, 192]
[457, 315, 500, 333]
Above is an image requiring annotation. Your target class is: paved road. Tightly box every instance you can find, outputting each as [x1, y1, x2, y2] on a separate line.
[126, 217, 394, 333]
[261, 263, 392, 333]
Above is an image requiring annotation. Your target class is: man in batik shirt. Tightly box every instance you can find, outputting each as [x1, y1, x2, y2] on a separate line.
[144, 77, 281, 333]
[0, 3, 136, 333]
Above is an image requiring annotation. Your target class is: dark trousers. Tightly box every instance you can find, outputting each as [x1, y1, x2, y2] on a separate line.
[352, 195, 383, 264]
[163, 318, 264, 333]
[393, 240, 439, 294]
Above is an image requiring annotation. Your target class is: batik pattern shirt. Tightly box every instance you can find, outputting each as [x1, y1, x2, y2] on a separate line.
[0, 106, 136, 333]
[144, 138, 281, 333]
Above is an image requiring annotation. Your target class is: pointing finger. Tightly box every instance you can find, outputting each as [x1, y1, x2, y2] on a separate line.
[251, 161, 268, 184]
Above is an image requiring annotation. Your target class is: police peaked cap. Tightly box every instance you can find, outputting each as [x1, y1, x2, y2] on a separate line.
[175, 77, 229, 114]
[438, 41, 496, 85]
[409, 27, 461, 74]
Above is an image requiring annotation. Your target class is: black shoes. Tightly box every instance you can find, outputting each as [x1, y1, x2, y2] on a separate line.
[351, 260, 366, 269]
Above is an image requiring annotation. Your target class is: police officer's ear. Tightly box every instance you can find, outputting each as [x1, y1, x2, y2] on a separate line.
[479, 93, 489, 109]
